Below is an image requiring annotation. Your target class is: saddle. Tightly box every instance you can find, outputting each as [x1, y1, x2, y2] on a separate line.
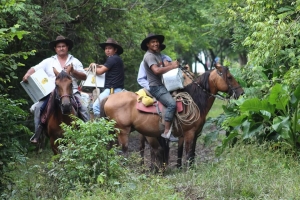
[135, 88, 183, 115]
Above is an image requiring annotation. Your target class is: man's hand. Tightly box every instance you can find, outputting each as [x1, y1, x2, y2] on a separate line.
[22, 74, 30, 83]
[65, 63, 74, 75]
[171, 60, 179, 69]
[22, 68, 35, 83]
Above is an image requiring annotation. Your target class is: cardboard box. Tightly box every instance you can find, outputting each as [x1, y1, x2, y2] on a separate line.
[20, 69, 55, 103]
[162, 68, 184, 91]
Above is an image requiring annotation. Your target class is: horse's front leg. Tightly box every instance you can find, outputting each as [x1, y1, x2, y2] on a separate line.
[117, 127, 131, 156]
[49, 136, 59, 155]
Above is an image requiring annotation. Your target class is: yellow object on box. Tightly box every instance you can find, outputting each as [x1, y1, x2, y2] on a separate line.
[135, 89, 154, 106]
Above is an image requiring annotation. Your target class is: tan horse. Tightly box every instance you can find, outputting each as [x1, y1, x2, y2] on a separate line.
[100, 65, 244, 167]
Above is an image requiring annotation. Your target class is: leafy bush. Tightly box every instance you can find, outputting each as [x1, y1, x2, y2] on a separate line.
[217, 82, 300, 153]
[0, 95, 31, 193]
[47, 117, 126, 194]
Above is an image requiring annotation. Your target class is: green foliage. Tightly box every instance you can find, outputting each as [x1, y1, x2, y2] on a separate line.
[64, 143, 300, 199]
[0, 0, 36, 91]
[218, 82, 300, 153]
[0, 95, 31, 193]
[47, 117, 126, 194]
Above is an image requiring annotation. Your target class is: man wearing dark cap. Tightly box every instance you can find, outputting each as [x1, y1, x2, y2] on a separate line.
[141, 33, 179, 141]
[90, 38, 125, 118]
[22, 35, 89, 143]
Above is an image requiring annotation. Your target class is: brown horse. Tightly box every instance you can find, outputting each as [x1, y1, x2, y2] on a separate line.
[100, 65, 244, 167]
[139, 64, 194, 169]
[45, 68, 76, 154]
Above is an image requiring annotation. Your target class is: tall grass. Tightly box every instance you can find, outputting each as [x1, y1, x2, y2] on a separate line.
[5, 100, 300, 199]
[66, 143, 300, 200]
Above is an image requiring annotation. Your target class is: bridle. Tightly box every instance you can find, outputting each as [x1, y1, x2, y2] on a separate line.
[55, 83, 78, 114]
[180, 65, 241, 101]
[55, 85, 73, 102]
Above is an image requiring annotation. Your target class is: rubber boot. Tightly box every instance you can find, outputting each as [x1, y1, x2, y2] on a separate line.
[30, 124, 43, 144]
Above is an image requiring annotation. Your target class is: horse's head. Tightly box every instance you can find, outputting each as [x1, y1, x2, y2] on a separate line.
[53, 67, 73, 114]
[211, 65, 244, 99]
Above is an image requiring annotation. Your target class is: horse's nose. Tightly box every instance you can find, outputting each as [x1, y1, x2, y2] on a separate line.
[61, 102, 72, 114]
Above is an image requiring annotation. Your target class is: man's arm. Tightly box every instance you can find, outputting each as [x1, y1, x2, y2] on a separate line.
[137, 62, 149, 89]
[22, 58, 51, 82]
[70, 69, 87, 80]
[95, 64, 109, 75]
[22, 68, 36, 82]
[67, 63, 87, 80]
[150, 60, 179, 75]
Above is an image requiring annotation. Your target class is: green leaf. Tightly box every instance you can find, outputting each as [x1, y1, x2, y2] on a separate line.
[294, 85, 300, 100]
[227, 114, 248, 127]
[241, 121, 264, 140]
[240, 98, 275, 114]
[268, 83, 289, 111]
[272, 116, 291, 139]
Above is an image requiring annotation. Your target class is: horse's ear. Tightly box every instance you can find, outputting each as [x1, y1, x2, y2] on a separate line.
[53, 67, 59, 77]
[215, 64, 222, 72]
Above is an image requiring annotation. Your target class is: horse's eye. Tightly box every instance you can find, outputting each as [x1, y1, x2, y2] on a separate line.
[228, 76, 232, 80]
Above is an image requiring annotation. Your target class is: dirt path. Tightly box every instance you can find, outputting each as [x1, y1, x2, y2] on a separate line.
[127, 124, 218, 170]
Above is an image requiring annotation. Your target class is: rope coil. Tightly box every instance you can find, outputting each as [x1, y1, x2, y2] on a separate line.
[173, 92, 200, 132]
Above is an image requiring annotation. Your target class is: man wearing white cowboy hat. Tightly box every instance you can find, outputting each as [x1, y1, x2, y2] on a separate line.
[89, 38, 125, 118]
[22, 35, 89, 144]
[141, 33, 179, 141]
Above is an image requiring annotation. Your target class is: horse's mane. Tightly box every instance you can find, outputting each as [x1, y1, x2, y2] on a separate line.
[183, 70, 211, 114]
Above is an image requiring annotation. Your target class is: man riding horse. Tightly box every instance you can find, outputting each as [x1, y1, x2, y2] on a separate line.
[22, 35, 89, 144]
[141, 33, 179, 141]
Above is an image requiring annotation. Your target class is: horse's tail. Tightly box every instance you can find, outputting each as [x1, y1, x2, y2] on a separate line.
[99, 97, 108, 118]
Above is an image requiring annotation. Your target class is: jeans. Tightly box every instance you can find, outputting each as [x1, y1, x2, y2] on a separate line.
[74, 92, 90, 122]
[93, 88, 123, 116]
[149, 85, 176, 122]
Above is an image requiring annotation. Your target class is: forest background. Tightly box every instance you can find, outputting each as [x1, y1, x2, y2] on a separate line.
[1, 0, 300, 199]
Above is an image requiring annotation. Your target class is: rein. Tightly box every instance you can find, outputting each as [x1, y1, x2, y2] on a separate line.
[179, 65, 236, 101]
[54, 86, 78, 114]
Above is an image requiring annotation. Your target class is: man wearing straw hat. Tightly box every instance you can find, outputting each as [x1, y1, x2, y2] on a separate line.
[89, 38, 125, 118]
[141, 33, 179, 141]
[22, 35, 89, 144]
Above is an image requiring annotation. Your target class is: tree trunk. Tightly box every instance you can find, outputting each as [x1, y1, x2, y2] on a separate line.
[238, 51, 248, 66]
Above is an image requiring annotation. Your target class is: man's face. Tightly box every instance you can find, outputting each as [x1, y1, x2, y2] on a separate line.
[55, 42, 69, 56]
[146, 38, 160, 52]
[105, 45, 118, 56]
